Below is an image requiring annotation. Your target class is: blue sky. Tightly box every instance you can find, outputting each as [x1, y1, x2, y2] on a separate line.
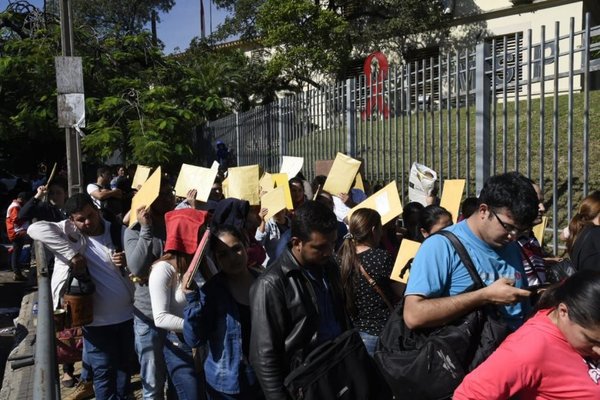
[0, 0, 229, 53]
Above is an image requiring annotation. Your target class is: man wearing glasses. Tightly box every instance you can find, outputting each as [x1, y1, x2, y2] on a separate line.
[404, 172, 539, 332]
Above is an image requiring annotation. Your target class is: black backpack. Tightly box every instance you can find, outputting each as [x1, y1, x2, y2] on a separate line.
[374, 231, 509, 400]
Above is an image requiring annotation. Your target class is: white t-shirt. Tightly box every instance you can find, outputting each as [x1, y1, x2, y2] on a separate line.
[149, 260, 187, 332]
[84, 221, 135, 326]
[86, 183, 103, 209]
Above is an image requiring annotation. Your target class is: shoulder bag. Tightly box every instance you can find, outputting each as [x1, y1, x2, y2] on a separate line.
[374, 230, 509, 400]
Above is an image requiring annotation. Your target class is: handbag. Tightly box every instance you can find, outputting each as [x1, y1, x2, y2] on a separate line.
[545, 258, 576, 284]
[284, 329, 391, 400]
[62, 269, 94, 327]
[374, 230, 509, 400]
[56, 327, 83, 364]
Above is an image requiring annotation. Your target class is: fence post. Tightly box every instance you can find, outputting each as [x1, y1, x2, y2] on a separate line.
[235, 111, 241, 167]
[475, 42, 491, 194]
[346, 78, 356, 157]
[278, 98, 287, 159]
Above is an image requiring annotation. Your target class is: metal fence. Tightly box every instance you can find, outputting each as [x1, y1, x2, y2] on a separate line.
[204, 14, 600, 253]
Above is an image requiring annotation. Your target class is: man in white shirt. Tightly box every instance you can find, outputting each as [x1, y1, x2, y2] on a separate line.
[29, 193, 134, 399]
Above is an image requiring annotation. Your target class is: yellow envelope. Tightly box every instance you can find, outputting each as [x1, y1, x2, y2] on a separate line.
[349, 181, 402, 226]
[323, 153, 361, 195]
[353, 173, 365, 191]
[129, 167, 161, 227]
[440, 179, 466, 223]
[532, 216, 548, 246]
[271, 173, 293, 210]
[259, 172, 275, 194]
[131, 165, 152, 189]
[222, 178, 229, 198]
[174, 163, 218, 202]
[390, 239, 421, 283]
[261, 186, 287, 221]
[280, 156, 304, 179]
[226, 165, 260, 205]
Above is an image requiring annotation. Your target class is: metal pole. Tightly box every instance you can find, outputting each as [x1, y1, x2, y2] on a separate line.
[33, 241, 60, 400]
[475, 42, 491, 194]
[346, 79, 356, 158]
[59, 0, 83, 196]
[235, 111, 241, 167]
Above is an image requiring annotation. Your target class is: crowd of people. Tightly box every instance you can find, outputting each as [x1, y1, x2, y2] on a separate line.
[7, 160, 600, 400]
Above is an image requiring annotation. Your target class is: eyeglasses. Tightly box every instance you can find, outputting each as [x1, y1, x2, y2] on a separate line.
[490, 209, 529, 237]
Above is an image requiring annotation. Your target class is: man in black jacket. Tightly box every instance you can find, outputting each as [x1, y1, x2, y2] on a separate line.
[249, 201, 350, 400]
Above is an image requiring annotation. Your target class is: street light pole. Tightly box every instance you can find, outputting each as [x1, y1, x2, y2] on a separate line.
[59, 0, 84, 195]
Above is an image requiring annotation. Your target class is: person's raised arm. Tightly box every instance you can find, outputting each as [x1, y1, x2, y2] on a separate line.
[124, 206, 155, 277]
[27, 220, 79, 264]
[19, 185, 46, 221]
[89, 185, 122, 201]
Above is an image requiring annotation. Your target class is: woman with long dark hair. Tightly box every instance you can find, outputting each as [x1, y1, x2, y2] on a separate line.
[338, 208, 405, 356]
[454, 270, 600, 399]
[183, 225, 263, 399]
[566, 190, 600, 272]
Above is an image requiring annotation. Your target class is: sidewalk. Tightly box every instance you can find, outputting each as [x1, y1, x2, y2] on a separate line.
[0, 267, 144, 399]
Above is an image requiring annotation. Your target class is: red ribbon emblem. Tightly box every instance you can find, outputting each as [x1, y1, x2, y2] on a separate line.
[361, 51, 390, 120]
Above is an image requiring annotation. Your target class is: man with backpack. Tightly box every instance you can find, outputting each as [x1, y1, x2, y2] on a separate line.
[28, 193, 134, 399]
[403, 172, 538, 332]
[372, 173, 540, 399]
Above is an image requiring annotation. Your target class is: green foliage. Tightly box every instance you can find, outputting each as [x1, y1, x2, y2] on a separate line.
[212, 0, 450, 85]
[0, 3, 238, 171]
[69, 0, 175, 35]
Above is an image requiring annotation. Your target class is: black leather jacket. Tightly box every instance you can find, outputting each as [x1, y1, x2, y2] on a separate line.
[249, 248, 350, 400]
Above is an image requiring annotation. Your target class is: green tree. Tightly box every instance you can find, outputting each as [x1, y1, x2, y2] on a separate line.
[212, 0, 450, 85]
[0, 3, 64, 171]
[0, 3, 235, 171]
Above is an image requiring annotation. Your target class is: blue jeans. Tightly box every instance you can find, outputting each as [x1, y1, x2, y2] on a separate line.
[83, 319, 134, 399]
[134, 315, 168, 399]
[359, 331, 378, 357]
[206, 383, 264, 400]
[10, 235, 28, 274]
[163, 331, 201, 400]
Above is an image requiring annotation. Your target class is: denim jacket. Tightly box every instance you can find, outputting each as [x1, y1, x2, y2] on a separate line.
[183, 272, 258, 395]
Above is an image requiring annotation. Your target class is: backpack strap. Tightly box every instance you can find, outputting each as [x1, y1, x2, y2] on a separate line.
[109, 221, 123, 252]
[436, 230, 485, 290]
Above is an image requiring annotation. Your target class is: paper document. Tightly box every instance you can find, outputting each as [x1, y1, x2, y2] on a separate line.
[390, 239, 421, 283]
[280, 156, 304, 179]
[271, 173, 293, 210]
[129, 167, 161, 227]
[226, 165, 260, 205]
[261, 186, 287, 221]
[323, 153, 361, 195]
[174, 163, 218, 202]
[349, 181, 402, 225]
[440, 179, 466, 223]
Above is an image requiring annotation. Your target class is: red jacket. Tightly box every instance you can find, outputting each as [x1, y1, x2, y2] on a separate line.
[5, 199, 28, 241]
